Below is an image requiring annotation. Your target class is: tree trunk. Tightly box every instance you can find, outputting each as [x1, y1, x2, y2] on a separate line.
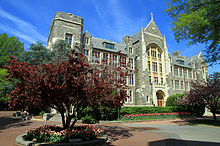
[212, 112, 217, 121]
[60, 112, 66, 128]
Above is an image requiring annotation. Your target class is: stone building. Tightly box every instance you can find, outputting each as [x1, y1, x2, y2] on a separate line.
[48, 12, 208, 107]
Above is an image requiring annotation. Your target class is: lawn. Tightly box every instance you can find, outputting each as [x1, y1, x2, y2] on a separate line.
[187, 119, 220, 127]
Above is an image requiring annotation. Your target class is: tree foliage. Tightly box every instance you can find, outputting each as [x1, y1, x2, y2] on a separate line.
[4, 47, 129, 128]
[166, 94, 185, 106]
[17, 41, 49, 65]
[0, 69, 13, 105]
[17, 40, 71, 65]
[0, 33, 24, 67]
[165, 0, 220, 65]
[180, 74, 220, 120]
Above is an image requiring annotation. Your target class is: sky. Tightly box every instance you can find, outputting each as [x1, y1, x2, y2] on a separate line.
[0, 0, 219, 74]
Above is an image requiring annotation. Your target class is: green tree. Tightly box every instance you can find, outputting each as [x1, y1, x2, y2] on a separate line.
[165, 0, 220, 65]
[0, 33, 24, 67]
[17, 41, 50, 65]
[17, 40, 71, 65]
[0, 69, 14, 110]
[49, 40, 71, 62]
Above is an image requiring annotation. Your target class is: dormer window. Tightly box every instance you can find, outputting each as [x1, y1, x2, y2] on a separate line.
[84, 37, 89, 45]
[104, 42, 115, 50]
[65, 33, 73, 45]
[177, 60, 184, 65]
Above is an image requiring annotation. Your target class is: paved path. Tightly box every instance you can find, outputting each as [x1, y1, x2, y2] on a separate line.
[0, 111, 220, 146]
[123, 120, 220, 146]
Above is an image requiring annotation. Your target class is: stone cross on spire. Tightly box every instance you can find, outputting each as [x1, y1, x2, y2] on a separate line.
[151, 12, 153, 20]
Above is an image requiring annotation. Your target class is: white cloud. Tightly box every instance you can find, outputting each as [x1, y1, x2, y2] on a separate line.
[0, 23, 36, 43]
[95, 5, 102, 17]
[0, 8, 47, 43]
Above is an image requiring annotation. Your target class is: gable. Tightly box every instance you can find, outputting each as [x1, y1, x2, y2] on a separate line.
[144, 19, 162, 37]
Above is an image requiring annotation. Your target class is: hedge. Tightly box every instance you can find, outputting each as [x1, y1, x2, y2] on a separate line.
[120, 106, 184, 116]
[120, 106, 204, 117]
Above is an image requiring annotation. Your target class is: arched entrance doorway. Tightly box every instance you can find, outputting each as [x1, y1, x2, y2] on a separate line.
[156, 90, 165, 106]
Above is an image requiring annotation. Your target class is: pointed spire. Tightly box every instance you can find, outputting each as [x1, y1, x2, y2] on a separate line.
[151, 12, 153, 20]
[199, 51, 202, 58]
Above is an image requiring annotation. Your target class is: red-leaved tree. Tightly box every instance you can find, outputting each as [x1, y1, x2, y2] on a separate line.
[4, 49, 129, 128]
[180, 74, 220, 120]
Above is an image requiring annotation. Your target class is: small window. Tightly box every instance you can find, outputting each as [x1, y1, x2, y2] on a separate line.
[65, 33, 72, 45]
[158, 53, 161, 59]
[120, 56, 126, 67]
[186, 81, 189, 90]
[152, 62, 157, 72]
[129, 47, 133, 54]
[188, 70, 192, 78]
[154, 77, 158, 84]
[92, 51, 100, 63]
[148, 61, 151, 71]
[159, 63, 162, 73]
[112, 55, 117, 65]
[184, 69, 188, 77]
[181, 81, 184, 90]
[174, 67, 178, 76]
[84, 37, 89, 45]
[149, 76, 151, 83]
[83, 49, 89, 60]
[102, 53, 108, 64]
[129, 90, 133, 103]
[129, 58, 134, 69]
[175, 80, 179, 89]
[129, 74, 134, 85]
[180, 69, 183, 76]
[151, 50, 157, 58]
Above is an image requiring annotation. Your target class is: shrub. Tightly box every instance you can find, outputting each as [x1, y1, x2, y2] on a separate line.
[166, 94, 185, 106]
[79, 106, 119, 123]
[79, 107, 97, 124]
[25, 125, 104, 143]
[120, 106, 175, 117]
[166, 94, 205, 117]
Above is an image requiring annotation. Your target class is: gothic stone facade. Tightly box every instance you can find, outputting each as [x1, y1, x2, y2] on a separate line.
[48, 12, 208, 107]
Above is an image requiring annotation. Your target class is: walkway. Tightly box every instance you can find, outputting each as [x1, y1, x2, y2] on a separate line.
[0, 111, 220, 146]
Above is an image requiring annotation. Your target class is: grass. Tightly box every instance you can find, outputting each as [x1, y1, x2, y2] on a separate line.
[187, 119, 220, 127]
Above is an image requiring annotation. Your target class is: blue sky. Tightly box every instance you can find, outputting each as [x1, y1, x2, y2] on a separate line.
[0, 0, 219, 74]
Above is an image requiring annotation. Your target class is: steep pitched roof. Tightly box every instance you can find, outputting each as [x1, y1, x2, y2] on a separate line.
[144, 13, 162, 37]
[84, 30, 91, 37]
[91, 37, 127, 54]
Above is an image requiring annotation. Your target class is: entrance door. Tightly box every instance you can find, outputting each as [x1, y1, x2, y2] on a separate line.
[156, 90, 165, 107]
[157, 100, 163, 107]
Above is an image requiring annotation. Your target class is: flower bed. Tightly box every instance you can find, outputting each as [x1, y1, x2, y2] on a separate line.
[121, 112, 191, 120]
[24, 125, 104, 143]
